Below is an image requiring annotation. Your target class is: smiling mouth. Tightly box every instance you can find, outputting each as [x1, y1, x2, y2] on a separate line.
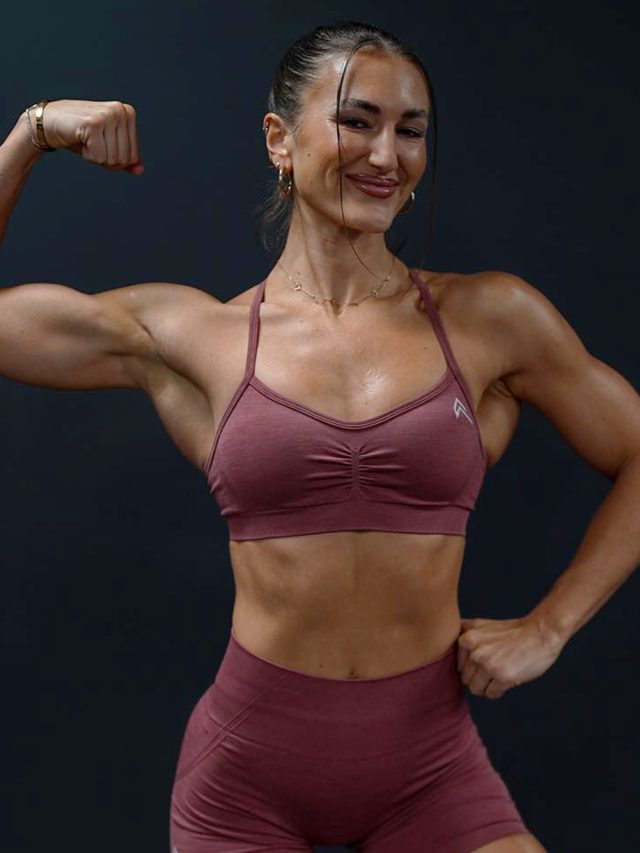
[346, 175, 398, 198]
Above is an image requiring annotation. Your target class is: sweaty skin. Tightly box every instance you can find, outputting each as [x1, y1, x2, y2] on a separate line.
[138, 264, 521, 679]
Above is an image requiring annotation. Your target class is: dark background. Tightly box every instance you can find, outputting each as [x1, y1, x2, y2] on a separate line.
[1, 1, 638, 851]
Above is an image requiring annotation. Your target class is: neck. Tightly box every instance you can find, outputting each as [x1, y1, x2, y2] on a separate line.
[274, 209, 410, 308]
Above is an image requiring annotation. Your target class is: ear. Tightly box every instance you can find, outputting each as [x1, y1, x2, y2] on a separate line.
[263, 112, 291, 170]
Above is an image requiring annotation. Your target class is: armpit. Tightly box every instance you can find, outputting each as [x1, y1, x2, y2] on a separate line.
[491, 376, 517, 399]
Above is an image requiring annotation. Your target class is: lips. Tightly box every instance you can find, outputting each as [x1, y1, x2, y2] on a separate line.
[346, 175, 398, 198]
[346, 173, 399, 187]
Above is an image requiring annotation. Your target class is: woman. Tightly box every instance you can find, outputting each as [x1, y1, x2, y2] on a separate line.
[2, 19, 639, 853]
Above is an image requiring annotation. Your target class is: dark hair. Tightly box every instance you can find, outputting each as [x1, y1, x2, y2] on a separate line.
[254, 19, 438, 265]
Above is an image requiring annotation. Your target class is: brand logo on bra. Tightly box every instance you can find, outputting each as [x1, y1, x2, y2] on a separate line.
[453, 397, 473, 423]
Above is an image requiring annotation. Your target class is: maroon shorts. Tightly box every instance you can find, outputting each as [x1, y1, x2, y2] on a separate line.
[170, 629, 530, 852]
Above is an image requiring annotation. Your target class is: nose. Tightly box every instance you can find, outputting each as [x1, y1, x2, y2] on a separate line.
[368, 125, 399, 173]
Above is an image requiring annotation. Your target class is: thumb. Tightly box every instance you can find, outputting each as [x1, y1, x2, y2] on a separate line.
[460, 617, 481, 630]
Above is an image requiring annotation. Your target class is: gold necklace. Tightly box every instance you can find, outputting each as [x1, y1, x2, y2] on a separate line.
[276, 255, 397, 308]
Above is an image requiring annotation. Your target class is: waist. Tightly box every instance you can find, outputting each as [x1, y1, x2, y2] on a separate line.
[229, 531, 465, 679]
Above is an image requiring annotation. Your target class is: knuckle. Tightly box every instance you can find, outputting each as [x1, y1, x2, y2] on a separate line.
[103, 106, 120, 124]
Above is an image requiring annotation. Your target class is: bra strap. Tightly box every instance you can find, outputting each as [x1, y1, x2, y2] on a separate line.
[244, 277, 267, 378]
[409, 267, 477, 416]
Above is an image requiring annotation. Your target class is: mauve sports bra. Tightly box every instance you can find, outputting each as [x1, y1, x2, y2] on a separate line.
[202, 268, 487, 541]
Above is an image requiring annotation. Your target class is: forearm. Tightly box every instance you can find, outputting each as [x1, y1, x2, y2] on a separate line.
[528, 452, 640, 647]
[0, 111, 45, 251]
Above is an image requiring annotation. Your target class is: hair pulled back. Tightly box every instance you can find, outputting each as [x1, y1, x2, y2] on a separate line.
[255, 19, 438, 264]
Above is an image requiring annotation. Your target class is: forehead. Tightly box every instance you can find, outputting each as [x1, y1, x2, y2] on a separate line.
[306, 51, 430, 113]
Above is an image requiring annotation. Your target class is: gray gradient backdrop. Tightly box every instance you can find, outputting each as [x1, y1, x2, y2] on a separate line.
[1, 1, 638, 851]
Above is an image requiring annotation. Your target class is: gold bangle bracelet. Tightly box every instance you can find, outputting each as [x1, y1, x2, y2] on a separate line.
[26, 100, 56, 151]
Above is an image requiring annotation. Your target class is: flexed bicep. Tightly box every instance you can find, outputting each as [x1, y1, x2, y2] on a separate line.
[0, 281, 158, 389]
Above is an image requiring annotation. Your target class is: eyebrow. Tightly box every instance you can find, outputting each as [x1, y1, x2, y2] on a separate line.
[336, 97, 429, 122]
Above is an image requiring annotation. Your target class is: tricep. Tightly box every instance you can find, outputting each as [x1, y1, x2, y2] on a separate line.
[0, 281, 157, 390]
[485, 271, 640, 479]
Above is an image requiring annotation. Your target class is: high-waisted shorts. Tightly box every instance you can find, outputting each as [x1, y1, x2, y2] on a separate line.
[169, 629, 531, 852]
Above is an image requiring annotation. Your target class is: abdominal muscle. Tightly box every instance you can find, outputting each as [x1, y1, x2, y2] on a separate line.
[228, 530, 466, 680]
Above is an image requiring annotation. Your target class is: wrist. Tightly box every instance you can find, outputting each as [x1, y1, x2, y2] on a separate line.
[524, 607, 571, 654]
[3, 112, 47, 170]
[25, 102, 59, 152]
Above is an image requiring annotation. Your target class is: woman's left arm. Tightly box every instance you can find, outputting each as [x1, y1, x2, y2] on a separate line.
[457, 271, 640, 698]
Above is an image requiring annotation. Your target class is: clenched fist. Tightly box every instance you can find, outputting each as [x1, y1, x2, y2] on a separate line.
[37, 99, 144, 175]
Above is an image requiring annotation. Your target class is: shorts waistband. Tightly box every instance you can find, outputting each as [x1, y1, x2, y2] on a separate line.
[210, 628, 468, 755]
[228, 627, 459, 684]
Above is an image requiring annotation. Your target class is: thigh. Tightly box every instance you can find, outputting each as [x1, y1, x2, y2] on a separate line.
[471, 833, 548, 852]
[171, 842, 309, 853]
[356, 716, 533, 853]
[170, 682, 312, 853]
[171, 843, 309, 853]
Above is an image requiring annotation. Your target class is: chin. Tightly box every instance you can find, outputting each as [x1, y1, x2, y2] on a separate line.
[328, 205, 397, 234]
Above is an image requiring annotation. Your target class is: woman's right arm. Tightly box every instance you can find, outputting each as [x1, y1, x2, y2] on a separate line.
[0, 104, 172, 392]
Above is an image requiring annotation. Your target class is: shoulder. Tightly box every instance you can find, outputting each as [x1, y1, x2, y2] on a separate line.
[94, 281, 233, 365]
[411, 266, 540, 360]
[95, 279, 262, 331]
[95, 280, 223, 324]
[414, 267, 587, 399]
[413, 267, 549, 322]
[225, 282, 261, 306]
[458, 270, 587, 379]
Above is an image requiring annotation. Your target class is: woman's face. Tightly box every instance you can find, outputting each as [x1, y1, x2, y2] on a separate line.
[268, 50, 430, 235]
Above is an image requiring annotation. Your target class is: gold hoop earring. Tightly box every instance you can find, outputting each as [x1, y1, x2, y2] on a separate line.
[277, 163, 293, 197]
[398, 190, 415, 215]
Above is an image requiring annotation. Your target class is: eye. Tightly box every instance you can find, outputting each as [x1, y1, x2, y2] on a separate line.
[340, 118, 368, 129]
[339, 118, 425, 138]
[399, 128, 425, 139]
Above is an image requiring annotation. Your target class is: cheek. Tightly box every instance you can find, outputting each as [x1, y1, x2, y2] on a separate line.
[411, 147, 428, 175]
[336, 134, 370, 160]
